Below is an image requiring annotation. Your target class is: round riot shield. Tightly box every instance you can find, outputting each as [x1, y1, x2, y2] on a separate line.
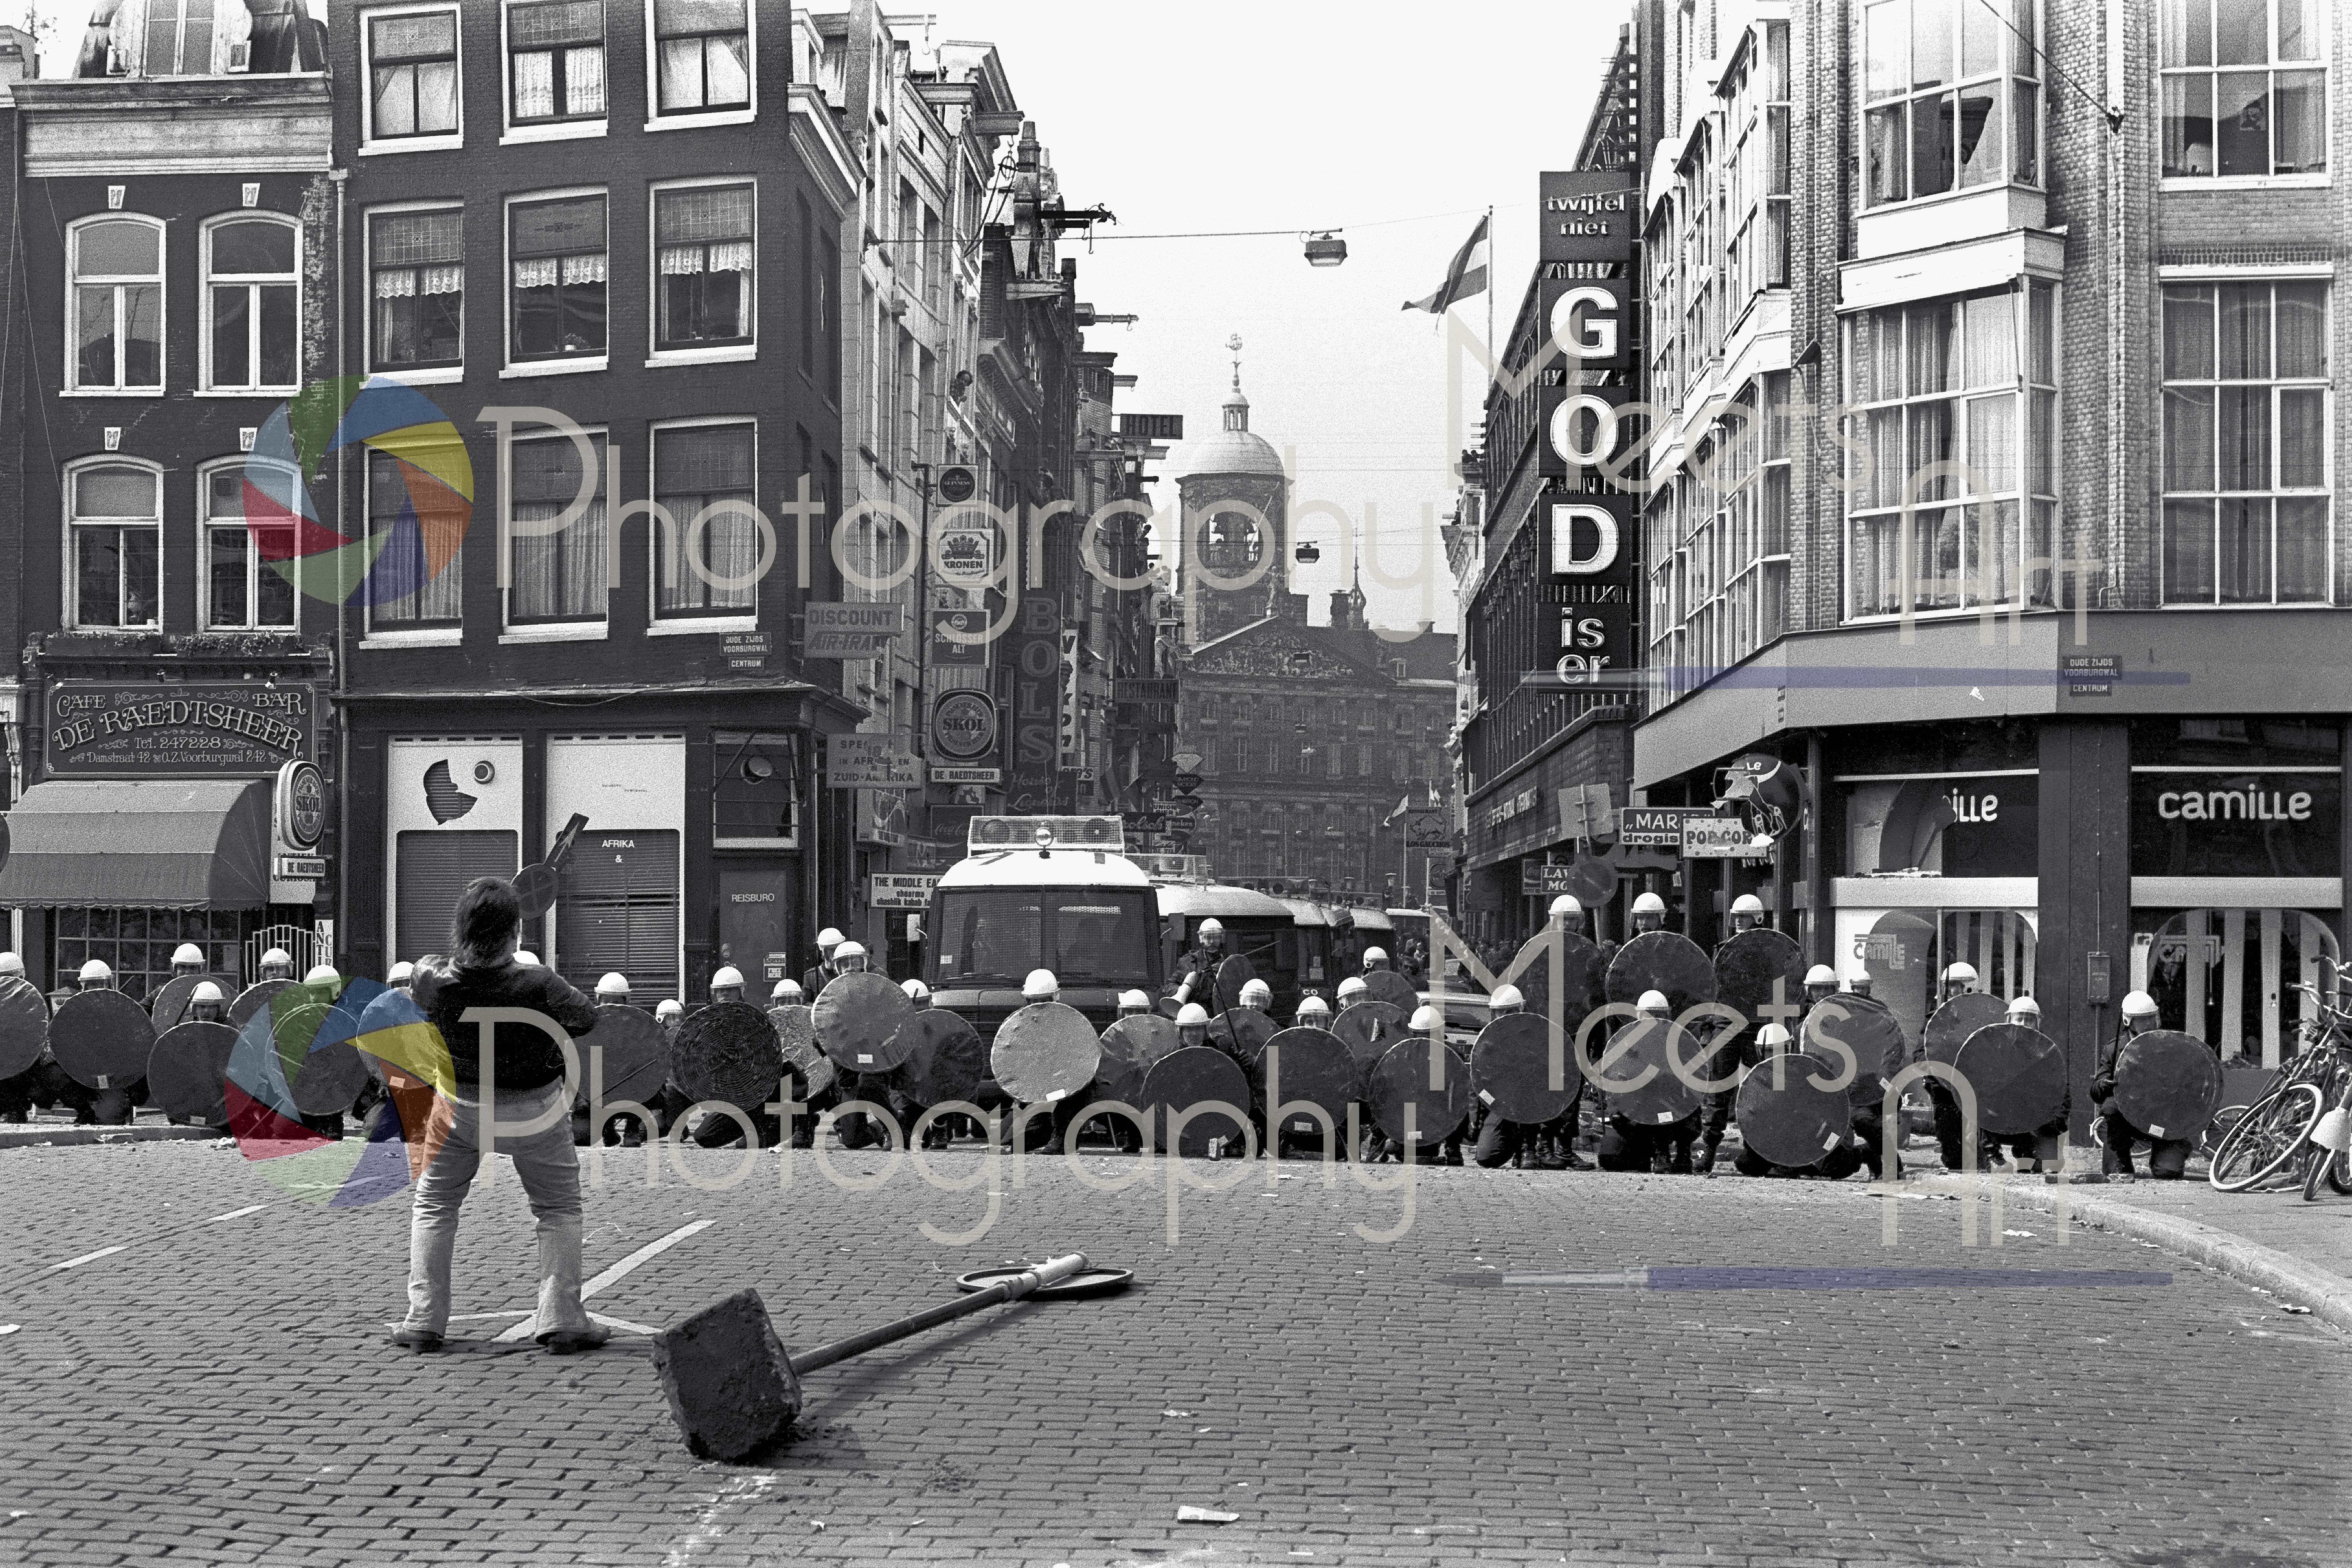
[1802, 995, 1907, 1106]
[1952, 1023, 2067, 1136]
[0, 975, 51, 1078]
[1468, 1013, 1574, 1125]
[1332, 1000, 1408, 1083]
[2113, 1029, 2225, 1143]
[811, 971, 916, 1073]
[227, 979, 293, 1032]
[1214, 953, 1257, 1016]
[148, 973, 231, 1033]
[1361, 969, 1419, 1013]
[1208, 1006, 1277, 1071]
[353, 988, 429, 1086]
[1604, 931, 1717, 1019]
[274, 1000, 370, 1116]
[765, 1004, 835, 1099]
[575, 1003, 670, 1109]
[48, 989, 156, 1090]
[1095, 1014, 1180, 1107]
[1253, 1026, 1356, 1140]
[147, 1020, 239, 1123]
[990, 1000, 1102, 1105]
[1592, 1014, 1705, 1127]
[890, 1011, 985, 1107]
[1142, 1045, 1251, 1157]
[1510, 931, 1606, 1038]
[1713, 929, 1806, 1033]
[673, 1000, 786, 1114]
[1922, 992, 2007, 1067]
[1367, 1038, 1472, 1145]
[1733, 1051, 1851, 1169]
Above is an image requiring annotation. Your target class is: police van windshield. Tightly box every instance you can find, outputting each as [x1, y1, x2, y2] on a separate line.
[933, 887, 1158, 988]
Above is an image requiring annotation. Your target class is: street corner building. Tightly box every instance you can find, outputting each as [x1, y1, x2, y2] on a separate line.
[1609, 0, 2352, 1122]
[0, 4, 339, 1000]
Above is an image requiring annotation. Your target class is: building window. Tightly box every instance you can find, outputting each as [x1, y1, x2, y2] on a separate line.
[203, 217, 299, 392]
[2161, 0, 2327, 177]
[714, 731, 799, 846]
[510, 193, 607, 361]
[68, 462, 161, 628]
[1861, 0, 2040, 207]
[365, 448, 465, 628]
[653, 422, 757, 617]
[128, 0, 219, 75]
[2161, 280, 2330, 604]
[1844, 281, 2058, 618]
[652, 0, 749, 116]
[69, 217, 162, 392]
[370, 208, 464, 372]
[509, 0, 605, 124]
[367, 9, 461, 142]
[509, 433, 608, 624]
[202, 462, 298, 630]
[654, 183, 753, 350]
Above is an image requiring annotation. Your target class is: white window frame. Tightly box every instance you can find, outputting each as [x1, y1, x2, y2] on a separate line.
[501, 424, 612, 640]
[64, 213, 165, 396]
[198, 456, 303, 633]
[361, 443, 469, 642]
[501, 0, 609, 147]
[2158, 0, 2331, 189]
[646, 414, 760, 634]
[502, 185, 610, 378]
[359, 2, 465, 156]
[1857, 0, 2043, 211]
[2156, 269, 2335, 607]
[62, 456, 164, 631]
[198, 212, 302, 397]
[642, 0, 756, 133]
[364, 199, 467, 385]
[647, 174, 758, 367]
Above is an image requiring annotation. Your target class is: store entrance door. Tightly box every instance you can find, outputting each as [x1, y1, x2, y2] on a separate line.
[2134, 909, 2339, 1070]
[718, 862, 795, 995]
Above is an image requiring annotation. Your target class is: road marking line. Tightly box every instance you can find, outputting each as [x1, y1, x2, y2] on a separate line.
[495, 1220, 714, 1342]
[205, 1204, 269, 1223]
[51, 1245, 127, 1270]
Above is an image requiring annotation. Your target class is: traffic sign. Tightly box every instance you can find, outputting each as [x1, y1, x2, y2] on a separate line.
[1171, 751, 1202, 773]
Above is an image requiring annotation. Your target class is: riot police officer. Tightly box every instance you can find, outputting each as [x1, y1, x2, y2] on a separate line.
[1294, 994, 1332, 1029]
[1922, 961, 1996, 1172]
[1630, 891, 1668, 935]
[2092, 991, 2193, 1180]
[258, 947, 296, 983]
[801, 927, 845, 999]
[1470, 985, 1558, 1170]
[1171, 919, 1225, 1010]
[1695, 897, 1771, 1174]
[0, 951, 45, 1123]
[771, 977, 804, 1006]
[1998, 994, 2067, 1173]
[1595, 990, 1698, 1174]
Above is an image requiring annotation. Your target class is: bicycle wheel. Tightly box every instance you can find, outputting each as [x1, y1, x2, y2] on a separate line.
[2209, 1083, 2324, 1192]
[2329, 1145, 2352, 1197]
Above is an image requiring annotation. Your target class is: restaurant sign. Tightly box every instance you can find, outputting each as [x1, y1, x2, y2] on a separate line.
[45, 681, 316, 777]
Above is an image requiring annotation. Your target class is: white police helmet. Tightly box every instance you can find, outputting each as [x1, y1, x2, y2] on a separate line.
[1198, 918, 1225, 940]
[1240, 978, 1272, 1008]
[773, 978, 803, 1002]
[514, 951, 541, 967]
[1637, 989, 1670, 1016]
[1118, 989, 1151, 1011]
[78, 959, 114, 985]
[817, 927, 844, 952]
[595, 972, 630, 998]
[1549, 895, 1583, 919]
[1022, 968, 1058, 1000]
[305, 963, 340, 986]
[260, 947, 293, 969]
[1296, 995, 1332, 1018]
[0, 952, 22, 978]
[171, 943, 205, 967]
[190, 981, 226, 1004]
[1942, 962, 1979, 987]
[710, 965, 746, 991]
[1337, 976, 1369, 1002]
[2007, 995, 2042, 1020]
[1757, 1022, 1793, 1049]
[2122, 990, 2160, 1021]
[1363, 946, 1389, 967]
[1176, 1002, 1210, 1027]
[1632, 892, 1667, 916]
[902, 978, 931, 1001]
[1409, 1004, 1442, 1032]
[655, 998, 683, 1019]
[1732, 894, 1765, 916]
[387, 960, 415, 985]
[1805, 964, 1837, 987]
[1490, 984, 1524, 1012]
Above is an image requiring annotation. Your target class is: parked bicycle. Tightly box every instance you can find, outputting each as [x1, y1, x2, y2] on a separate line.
[2207, 971, 2352, 1195]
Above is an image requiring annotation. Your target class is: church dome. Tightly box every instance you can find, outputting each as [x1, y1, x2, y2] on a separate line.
[1178, 378, 1286, 480]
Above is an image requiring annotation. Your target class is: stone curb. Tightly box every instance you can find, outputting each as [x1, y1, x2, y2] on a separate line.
[0, 1124, 223, 1151]
[1913, 1172, 2352, 1336]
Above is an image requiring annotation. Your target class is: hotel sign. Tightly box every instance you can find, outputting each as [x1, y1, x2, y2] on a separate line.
[45, 681, 316, 777]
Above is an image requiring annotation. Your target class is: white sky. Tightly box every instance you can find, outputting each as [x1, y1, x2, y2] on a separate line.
[22, 0, 1619, 633]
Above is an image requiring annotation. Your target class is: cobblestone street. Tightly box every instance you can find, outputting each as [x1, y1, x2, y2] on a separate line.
[3, 1140, 2347, 1567]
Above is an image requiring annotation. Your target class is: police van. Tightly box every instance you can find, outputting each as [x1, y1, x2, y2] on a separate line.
[922, 816, 1164, 1046]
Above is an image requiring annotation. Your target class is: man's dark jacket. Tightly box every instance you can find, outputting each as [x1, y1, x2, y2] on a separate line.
[411, 958, 600, 1091]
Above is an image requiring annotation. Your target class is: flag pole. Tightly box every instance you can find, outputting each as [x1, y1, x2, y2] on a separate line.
[1483, 204, 1495, 372]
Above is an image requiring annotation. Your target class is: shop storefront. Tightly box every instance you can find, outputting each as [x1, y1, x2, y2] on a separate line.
[348, 690, 858, 1009]
[0, 658, 328, 999]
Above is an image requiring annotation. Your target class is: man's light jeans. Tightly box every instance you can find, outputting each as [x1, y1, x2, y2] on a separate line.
[402, 1080, 591, 1339]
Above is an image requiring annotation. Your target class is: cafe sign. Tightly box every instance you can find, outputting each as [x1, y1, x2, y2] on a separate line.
[45, 681, 316, 777]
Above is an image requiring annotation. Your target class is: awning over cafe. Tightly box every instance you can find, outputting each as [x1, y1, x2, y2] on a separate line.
[0, 778, 274, 909]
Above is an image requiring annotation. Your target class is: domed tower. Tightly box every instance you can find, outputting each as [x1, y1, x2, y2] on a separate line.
[1176, 338, 1298, 644]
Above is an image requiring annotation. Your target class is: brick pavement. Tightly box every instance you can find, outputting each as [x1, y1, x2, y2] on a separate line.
[0, 1140, 2348, 1567]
